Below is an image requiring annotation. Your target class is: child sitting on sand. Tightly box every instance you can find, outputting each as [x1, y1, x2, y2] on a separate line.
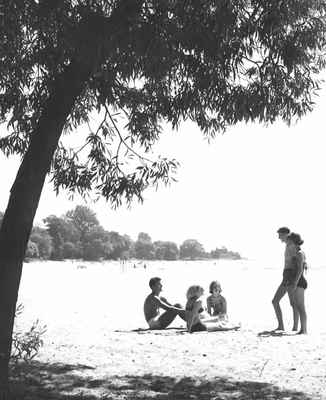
[185, 284, 240, 333]
[186, 285, 207, 333]
[206, 280, 227, 319]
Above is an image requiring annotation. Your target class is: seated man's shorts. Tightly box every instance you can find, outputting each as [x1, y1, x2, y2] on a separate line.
[282, 268, 308, 289]
[281, 268, 296, 286]
[147, 316, 161, 329]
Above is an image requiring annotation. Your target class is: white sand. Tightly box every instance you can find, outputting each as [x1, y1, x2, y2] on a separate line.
[14, 259, 326, 399]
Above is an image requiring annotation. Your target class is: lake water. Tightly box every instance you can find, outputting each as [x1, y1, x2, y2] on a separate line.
[16, 259, 326, 345]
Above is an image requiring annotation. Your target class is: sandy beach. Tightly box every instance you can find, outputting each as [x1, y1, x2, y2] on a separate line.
[12, 259, 326, 399]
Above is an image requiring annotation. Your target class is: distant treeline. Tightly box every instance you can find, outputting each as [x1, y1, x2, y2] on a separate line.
[0, 206, 241, 261]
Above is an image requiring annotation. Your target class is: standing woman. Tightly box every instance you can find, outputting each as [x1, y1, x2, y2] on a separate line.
[287, 233, 308, 334]
[272, 227, 299, 331]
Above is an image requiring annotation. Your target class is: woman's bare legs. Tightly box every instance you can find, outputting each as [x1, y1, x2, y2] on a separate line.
[293, 287, 307, 334]
[288, 291, 299, 331]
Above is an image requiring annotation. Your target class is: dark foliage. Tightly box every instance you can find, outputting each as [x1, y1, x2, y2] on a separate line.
[0, 205, 241, 261]
[180, 239, 205, 259]
[1, 1, 325, 205]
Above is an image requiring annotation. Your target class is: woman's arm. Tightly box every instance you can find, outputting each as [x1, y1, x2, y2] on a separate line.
[293, 253, 304, 286]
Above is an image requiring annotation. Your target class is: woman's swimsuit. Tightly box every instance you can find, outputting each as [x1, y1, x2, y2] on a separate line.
[297, 274, 307, 289]
[185, 299, 204, 313]
[207, 295, 225, 316]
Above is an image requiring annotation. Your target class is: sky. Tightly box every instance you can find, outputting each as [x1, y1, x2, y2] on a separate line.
[1, 83, 326, 266]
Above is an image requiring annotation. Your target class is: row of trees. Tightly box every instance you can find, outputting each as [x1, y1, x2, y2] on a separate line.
[0, 206, 241, 261]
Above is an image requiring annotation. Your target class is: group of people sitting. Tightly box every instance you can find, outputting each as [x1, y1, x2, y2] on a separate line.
[143, 277, 239, 333]
[143, 227, 309, 334]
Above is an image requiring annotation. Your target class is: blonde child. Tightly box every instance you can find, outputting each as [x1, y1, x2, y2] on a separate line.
[185, 284, 239, 333]
[206, 280, 227, 319]
[185, 285, 207, 333]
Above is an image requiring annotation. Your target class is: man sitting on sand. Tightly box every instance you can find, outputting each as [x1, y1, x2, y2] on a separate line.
[144, 277, 186, 329]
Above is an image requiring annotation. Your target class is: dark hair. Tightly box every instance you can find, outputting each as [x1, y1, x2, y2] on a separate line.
[209, 280, 221, 294]
[288, 232, 304, 246]
[277, 227, 290, 235]
[149, 277, 161, 289]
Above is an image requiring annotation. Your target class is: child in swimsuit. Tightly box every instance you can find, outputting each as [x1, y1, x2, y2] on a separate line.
[185, 284, 241, 333]
[185, 285, 207, 333]
[206, 280, 227, 319]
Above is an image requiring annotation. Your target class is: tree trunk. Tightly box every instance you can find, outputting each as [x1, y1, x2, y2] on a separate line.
[0, 60, 92, 393]
[0, 3, 144, 395]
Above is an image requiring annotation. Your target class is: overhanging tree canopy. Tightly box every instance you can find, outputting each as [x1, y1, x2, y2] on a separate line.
[0, 0, 325, 394]
[1, 0, 325, 204]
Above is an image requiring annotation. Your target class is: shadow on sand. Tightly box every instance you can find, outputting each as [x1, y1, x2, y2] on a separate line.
[10, 360, 316, 400]
[257, 330, 299, 337]
[116, 327, 240, 335]
[115, 327, 187, 335]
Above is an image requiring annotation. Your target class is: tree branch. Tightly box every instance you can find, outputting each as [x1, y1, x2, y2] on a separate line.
[104, 104, 153, 164]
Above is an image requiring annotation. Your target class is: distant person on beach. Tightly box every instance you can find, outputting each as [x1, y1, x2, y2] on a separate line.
[287, 232, 308, 334]
[206, 280, 227, 318]
[186, 285, 240, 333]
[143, 277, 186, 329]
